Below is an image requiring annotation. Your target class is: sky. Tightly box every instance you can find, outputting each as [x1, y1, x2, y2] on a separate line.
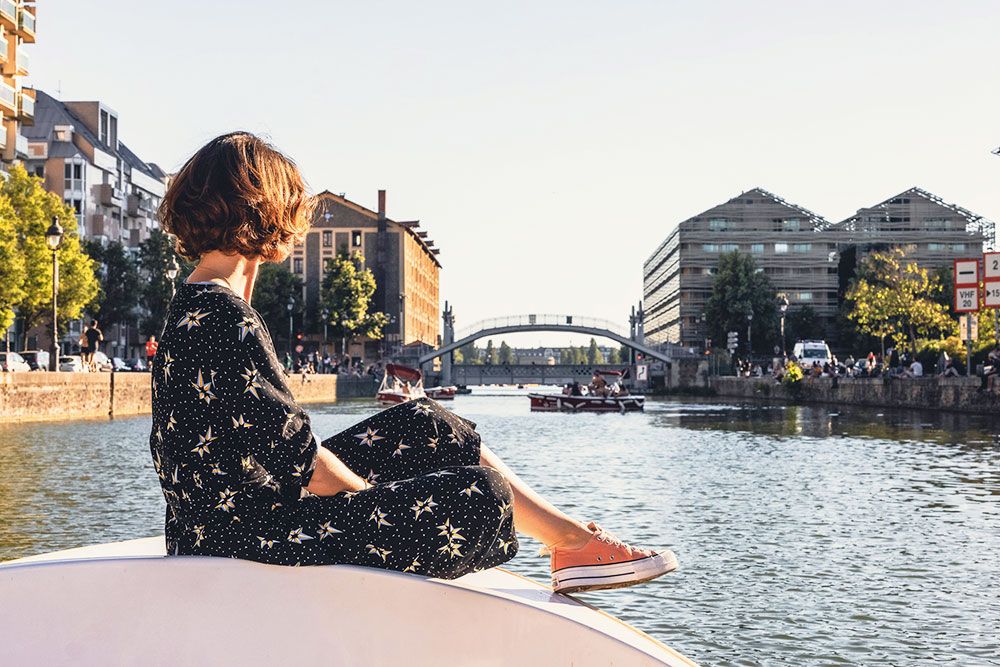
[30, 1, 1000, 347]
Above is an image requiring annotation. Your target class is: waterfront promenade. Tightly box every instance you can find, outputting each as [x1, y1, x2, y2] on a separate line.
[0, 372, 377, 423]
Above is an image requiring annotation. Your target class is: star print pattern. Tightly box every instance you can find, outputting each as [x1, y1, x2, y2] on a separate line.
[150, 283, 516, 579]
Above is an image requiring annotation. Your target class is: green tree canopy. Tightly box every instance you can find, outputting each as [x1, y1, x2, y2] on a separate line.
[498, 340, 513, 365]
[3, 165, 98, 346]
[84, 240, 140, 331]
[607, 347, 621, 364]
[586, 338, 605, 365]
[484, 339, 496, 365]
[458, 340, 481, 364]
[844, 248, 954, 353]
[319, 252, 388, 354]
[253, 262, 304, 347]
[784, 304, 821, 345]
[704, 251, 778, 355]
[138, 229, 192, 337]
[0, 196, 25, 335]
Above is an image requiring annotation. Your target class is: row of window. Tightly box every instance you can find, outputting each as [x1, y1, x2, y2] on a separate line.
[319, 230, 364, 248]
[701, 242, 815, 253]
[704, 217, 803, 232]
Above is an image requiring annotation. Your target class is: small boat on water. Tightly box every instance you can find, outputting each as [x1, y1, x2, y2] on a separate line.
[529, 369, 645, 413]
[0, 538, 697, 666]
[377, 364, 457, 404]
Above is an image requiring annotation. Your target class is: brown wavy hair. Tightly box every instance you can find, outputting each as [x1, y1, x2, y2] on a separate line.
[159, 132, 313, 261]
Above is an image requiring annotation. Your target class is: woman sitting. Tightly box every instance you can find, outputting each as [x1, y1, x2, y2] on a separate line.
[149, 132, 677, 594]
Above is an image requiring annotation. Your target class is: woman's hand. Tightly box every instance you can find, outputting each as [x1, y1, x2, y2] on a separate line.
[304, 446, 368, 496]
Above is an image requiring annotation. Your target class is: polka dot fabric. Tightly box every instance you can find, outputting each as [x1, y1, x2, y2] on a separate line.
[150, 282, 518, 577]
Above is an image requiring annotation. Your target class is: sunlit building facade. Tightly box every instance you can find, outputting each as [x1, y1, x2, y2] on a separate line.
[1, 0, 36, 167]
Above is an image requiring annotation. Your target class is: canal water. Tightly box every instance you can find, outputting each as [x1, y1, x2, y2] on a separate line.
[2, 394, 998, 666]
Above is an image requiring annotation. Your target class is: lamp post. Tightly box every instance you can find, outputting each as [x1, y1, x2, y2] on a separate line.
[166, 255, 180, 299]
[286, 296, 295, 359]
[777, 293, 789, 357]
[45, 218, 64, 371]
[746, 310, 753, 358]
[320, 307, 329, 359]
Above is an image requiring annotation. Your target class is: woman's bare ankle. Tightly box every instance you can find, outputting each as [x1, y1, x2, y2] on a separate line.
[545, 521, 593, 551]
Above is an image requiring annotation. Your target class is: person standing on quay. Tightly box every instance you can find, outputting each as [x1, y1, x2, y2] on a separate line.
[84, 320, 103, 372]
[148, 132, 677, 593]
[145, 335, 159, 370]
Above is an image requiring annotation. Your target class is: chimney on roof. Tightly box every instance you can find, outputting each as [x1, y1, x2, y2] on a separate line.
[377, 190, 386, 220]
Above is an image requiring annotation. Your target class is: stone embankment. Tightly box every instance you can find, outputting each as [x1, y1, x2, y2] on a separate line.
[709, 375, 1000, 415]
[0, 372, 378, 423]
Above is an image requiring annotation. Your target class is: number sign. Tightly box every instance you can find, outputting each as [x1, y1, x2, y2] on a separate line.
[954, 286, 979, 313]
[985, 282, 1000, 308]
[985, 252, 1000, 280]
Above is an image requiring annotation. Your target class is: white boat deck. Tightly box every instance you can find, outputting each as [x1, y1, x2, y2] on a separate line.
[0, 537, 697, 666]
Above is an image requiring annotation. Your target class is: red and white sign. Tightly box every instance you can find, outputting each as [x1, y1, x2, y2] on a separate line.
[955, 286, 980, 312]
[953, 258, 980, 313]
[985, 252, 1000, 309]
[954, 259, 979, 286]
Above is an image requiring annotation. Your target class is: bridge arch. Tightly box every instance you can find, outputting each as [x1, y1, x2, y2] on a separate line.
[417, 314, 671, 367]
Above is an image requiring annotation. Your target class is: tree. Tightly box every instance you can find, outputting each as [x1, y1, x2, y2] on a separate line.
[4, 165, 98, 347]
[784, 304, 821, 345]
[586, 338, 605, 365]
[319, 252, 388, 355]
[84, 240, 140, 333]
[458, 340, 481, 364]
[0, 197, 26, 346]
[844, 248, 954, 354]
[607, 348, 621, 364]
[704, 251, 778, 356]
[484, 340, 496, 365]
[498, 340, 514, 365]
[138, 229, 192, 337]
[253, 263, 304, 346]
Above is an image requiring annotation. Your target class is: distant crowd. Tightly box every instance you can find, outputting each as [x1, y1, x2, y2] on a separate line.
[282, 350, 384, 380]
[735, 345, 1000, 393]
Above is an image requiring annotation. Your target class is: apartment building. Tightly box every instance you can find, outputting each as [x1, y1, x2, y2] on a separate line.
[643, 187, 996, 349]
[831, 187, 995, 269]
[0, 0, 35, 166]
[644, 188, 840, 347]
[294, 190, 441, 352]
[23, 90, 168, 247]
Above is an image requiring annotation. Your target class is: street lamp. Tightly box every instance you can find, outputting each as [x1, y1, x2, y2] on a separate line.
[45, 217, 64, 371]
[777, 293, 789, 357]
[320, 307, 329, 359]
[286, 296, 295, 359]
[746, 310, 753, 357]
[166, 255, 180, 299]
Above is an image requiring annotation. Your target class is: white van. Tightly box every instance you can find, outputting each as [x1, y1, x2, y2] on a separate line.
[792, 340, 833, 365]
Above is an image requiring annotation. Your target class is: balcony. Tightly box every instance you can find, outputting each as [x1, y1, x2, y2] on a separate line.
[0, 0, 16, 31]
[16, 45, 27, 74]
[98, 184, 125, 208]
[0, 81, 16, 116]
[0, 35, 8, 64]
[126, 193, 154, 218]
[17, 6, 34, 43]
[90, 213, 107, 237]
[17, 87, 32, 123]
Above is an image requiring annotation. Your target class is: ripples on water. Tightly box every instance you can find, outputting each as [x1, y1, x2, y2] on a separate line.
[1, 394, 999, 666]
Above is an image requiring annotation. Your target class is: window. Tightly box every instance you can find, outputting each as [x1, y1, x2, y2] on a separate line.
[793, 243, 812, 253]
[324, 258, 334, 272]
[951, 243, 966, 252]
[719, 243, 738, 252]
[797, 292, 813, 301]
[708, 218, 728, 231]
[928, 242, 946, 251]
[352, 230, 362, 247]
[702, 244, 718, 252]
[322, 230, 332, 247]
[750, 244, 764, 253]
[775, 243, 788, 253]
[32, 165, 43, 178]
[782, 218, 801, 231]
[293, 258, 303, 274]
[924, 217, 948, 230]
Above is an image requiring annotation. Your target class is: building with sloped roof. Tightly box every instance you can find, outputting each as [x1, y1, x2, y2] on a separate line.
[292, 190, 441, 357]
[22, 89, 168, 247]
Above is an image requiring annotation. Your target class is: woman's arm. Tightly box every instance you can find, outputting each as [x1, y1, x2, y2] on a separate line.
[305, 446, 368, 496]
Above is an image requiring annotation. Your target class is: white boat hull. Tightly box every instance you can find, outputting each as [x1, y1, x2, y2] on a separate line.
[0, 538, 696, 666]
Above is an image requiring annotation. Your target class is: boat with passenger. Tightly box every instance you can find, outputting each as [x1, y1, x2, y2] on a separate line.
[376, 363, 458, 404]
[0, 538, 697, 666]
[529, 369, 645, 412]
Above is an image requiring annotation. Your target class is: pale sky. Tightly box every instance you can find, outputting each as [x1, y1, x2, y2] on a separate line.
[31, 1, 1000, 347]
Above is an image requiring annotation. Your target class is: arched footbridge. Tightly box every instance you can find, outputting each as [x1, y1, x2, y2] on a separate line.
[417, 313, 671, 367]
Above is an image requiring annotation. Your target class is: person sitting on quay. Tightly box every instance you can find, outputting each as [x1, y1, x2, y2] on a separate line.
[981, 345, 1000, 392]
[940, 353, 961, 378]
[901, 358, 923, 378]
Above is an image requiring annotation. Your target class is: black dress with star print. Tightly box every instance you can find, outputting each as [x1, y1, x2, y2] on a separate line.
[150, 282, 518, 577]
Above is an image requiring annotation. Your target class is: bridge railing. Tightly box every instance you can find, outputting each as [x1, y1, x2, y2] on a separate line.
[454, 314, 628, 341]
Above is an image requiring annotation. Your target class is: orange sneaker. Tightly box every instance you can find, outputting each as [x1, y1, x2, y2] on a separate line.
[546, 522, 678, 594]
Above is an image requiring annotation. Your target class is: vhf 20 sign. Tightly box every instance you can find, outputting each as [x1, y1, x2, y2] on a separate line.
[954, 259, 979, 312]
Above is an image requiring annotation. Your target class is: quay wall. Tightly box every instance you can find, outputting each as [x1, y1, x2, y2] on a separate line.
[709, 376, 1000, 415]
[0, 373, 378, 424]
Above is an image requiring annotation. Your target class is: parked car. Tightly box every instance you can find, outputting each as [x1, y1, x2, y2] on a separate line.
[59, 355, 85, 372]
[92, 351, 113, 372]
[0, 352, 31, 372]
[792, 340, 833, 366]
[111, 357, 131, 372]
[19, 350, 50, 371]
[127, 358, 148, 372]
